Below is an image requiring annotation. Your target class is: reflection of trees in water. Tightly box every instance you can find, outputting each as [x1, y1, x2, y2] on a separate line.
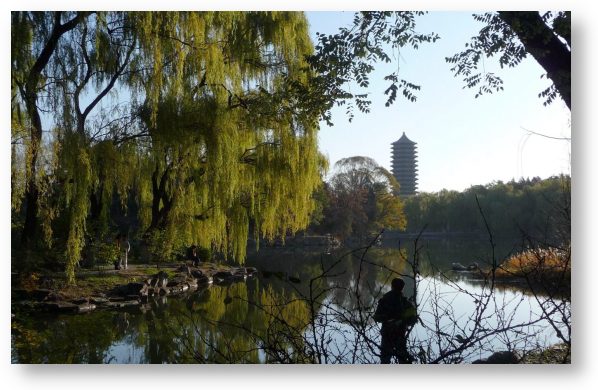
[12, 233, 570, 363]
[12, 310, 117, 363]
[385, 236, 522, 276]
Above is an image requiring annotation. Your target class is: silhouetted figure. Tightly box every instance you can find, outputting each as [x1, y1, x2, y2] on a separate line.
[373, 277, 417, 364]
[188, 245, 200, 267]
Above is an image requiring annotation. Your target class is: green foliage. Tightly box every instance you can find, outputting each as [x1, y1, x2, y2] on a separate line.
[12, 11, 327, 281]
[86, 238, 119, 268]
[196, 246, 212, 262]
[402, 175, 571, 243]
[312, 156, 406, 241]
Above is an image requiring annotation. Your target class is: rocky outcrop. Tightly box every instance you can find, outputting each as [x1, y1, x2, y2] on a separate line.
[452, 262, 479, 272]
[13, 263, 258, 315]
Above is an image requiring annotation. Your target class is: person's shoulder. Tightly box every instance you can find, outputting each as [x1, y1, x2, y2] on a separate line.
[382, 290, 396, 299]
[381, 289, 401, 302]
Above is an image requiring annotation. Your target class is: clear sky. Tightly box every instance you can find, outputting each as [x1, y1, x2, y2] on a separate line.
[306, 11, 571, 193]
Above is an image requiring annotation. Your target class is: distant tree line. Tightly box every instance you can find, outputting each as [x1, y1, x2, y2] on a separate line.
[400, 175, 570, 242]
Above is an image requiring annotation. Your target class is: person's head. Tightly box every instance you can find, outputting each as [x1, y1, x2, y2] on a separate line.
[391, 277, 405, 292]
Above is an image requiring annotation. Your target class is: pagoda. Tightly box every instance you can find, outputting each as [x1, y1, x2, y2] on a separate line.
[391, 132, 418, 196]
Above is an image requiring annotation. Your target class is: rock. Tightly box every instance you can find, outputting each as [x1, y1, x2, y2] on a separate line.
[151, 271, 169, 289]
[170, 284, 189, 294]
[90, 297, 109, 305]
[467, 262, 480, 271]
[41, 301, 80, 313]
[191, 270, 204, 279]
[452, 262, 480, 272]
[177, 264, 192, 276]
[105, 300, 140, 309]
[452, 263, 468, 271]
[213, 270, 233, 278]
[167, 276, 188, 287]
[76, 303, 97, 313]
[114, 282, 146, 297]
[231, 269, 247, 281]
[39, 276, 55, 289]
[213, 271, 234, 284]
[44, 291, 64, 302]
[139, 284, 150, 297]
[245, 267, 258, 276]
[472, 351, 520, 364]
[195, 275, 212, 285]
[158, 287, 170, 296]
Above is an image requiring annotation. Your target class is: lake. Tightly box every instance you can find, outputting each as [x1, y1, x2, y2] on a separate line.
[11, 236, 569, 363]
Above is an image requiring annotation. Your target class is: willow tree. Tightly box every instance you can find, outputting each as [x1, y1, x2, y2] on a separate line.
[130, 12, 324, 262]
[12, 12, 142, 283]
[11, 12, 90, 247]
[12, 11, 326, 282]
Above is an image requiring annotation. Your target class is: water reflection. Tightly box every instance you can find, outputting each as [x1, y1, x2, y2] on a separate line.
[11, 238, 568, 364]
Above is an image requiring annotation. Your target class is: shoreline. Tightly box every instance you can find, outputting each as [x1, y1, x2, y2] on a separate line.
[11, 262, 257, 314]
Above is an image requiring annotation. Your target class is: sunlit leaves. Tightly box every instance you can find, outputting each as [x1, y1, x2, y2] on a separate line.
[12, 12, 327, 280]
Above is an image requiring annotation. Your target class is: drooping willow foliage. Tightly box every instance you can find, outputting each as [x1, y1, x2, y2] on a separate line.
[11, 11, 327, 283]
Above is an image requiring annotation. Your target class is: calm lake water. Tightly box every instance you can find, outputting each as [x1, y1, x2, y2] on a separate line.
[11, 236, 568, 364]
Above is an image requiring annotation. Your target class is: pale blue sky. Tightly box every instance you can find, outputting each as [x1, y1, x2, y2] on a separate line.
[307, 11, 571, 192]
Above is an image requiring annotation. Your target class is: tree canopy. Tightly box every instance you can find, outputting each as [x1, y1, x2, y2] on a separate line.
[401, 175, 570, 243]
[311, 156, 406, 241]
[11, 11, 327, 283]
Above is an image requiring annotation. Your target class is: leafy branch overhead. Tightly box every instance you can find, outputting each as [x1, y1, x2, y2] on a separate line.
[308, 11, 439, 124]
[446, 11, 570, 109]
[310, 10, 570, 124]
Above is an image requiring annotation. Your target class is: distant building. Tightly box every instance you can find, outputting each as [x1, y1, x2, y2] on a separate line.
[391, 132, 418, 196]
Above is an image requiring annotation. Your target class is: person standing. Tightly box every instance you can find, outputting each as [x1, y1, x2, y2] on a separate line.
[114, 233, 131, 270]
[122, 235, 131, 270]
[373, 277, 417, 364]
[188, 245, 200, 267]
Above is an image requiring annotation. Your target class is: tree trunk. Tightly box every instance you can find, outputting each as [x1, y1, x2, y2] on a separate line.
[498, 11, 571, 110]
[20, 11, 87, 246]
